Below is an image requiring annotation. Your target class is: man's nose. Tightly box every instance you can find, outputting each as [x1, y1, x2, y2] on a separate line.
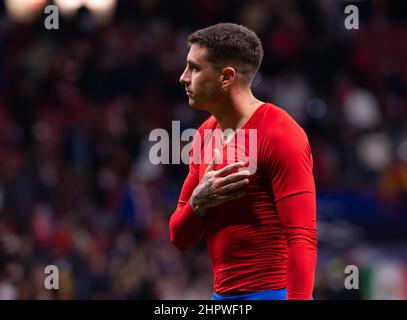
[179, 68, 190, 85]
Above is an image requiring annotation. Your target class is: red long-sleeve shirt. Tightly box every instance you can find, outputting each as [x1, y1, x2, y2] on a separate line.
[169, 103, 317, 299]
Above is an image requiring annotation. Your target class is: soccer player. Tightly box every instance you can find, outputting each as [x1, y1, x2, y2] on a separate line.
[169, 23, 317, 300]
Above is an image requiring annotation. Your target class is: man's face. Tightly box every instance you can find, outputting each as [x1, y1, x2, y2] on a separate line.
[179, 44, 223, 110]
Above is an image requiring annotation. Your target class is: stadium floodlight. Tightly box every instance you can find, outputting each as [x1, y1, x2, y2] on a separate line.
[83, 0, 116, 11]
[54, 0, 84, 17]
[4, 0, 47, 22]
[82, 0, 117, 22]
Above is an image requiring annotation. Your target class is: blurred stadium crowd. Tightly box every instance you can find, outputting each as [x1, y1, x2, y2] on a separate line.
[0, 0, 406, 299]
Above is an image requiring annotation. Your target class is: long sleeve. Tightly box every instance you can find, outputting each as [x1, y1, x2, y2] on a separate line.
[276, 192, 317, 299]
[169, 160, 206, 251]
[264, 120, 318, 300]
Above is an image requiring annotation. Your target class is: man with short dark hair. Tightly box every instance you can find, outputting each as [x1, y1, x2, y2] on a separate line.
[169, 23, 317, 300]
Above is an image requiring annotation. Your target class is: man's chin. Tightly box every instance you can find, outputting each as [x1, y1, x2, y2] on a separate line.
[188, 99, 206, 110]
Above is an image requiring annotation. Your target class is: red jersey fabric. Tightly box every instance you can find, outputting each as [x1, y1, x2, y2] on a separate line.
[169, 103, 317, 299]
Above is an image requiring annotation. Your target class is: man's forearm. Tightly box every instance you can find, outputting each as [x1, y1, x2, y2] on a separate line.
[169, 199, 206, 251]
[286, 235, 317, 299]
[276, 192, 317, 299]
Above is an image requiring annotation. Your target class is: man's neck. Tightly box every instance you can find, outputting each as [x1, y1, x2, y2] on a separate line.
[210, 89, 264, 131]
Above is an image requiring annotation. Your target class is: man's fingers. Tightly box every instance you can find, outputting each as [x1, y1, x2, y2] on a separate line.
[228, 190, 247, 200]
[217, 179, 249, 194]
[205, 148, 220, 173]
[216, 170, 251, 187]
[215, 161, 245, 177]
[214, 190, 247, 204]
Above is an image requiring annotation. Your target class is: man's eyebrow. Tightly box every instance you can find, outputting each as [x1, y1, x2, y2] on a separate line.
[187, 60, 200, 68]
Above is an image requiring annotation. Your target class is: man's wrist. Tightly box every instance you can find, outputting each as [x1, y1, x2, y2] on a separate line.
[190, 197, 207, 217]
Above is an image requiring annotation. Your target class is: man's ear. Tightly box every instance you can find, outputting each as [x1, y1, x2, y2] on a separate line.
[221, 67, 236, 90]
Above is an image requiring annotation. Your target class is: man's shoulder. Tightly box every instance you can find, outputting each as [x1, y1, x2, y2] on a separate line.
[260, 103, 309, 143]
